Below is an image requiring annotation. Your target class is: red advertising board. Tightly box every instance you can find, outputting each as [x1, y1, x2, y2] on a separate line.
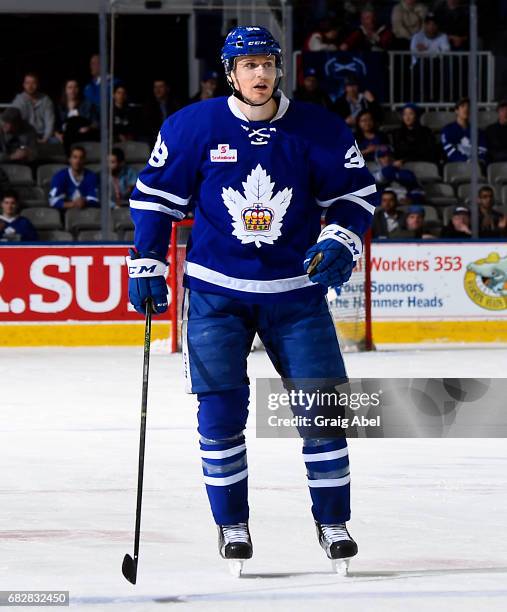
[0, 245, 170, 322]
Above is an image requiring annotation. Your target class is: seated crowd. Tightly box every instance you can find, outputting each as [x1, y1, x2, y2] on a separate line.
[304, 1, 471, 54]
[1, 4, 506, 243]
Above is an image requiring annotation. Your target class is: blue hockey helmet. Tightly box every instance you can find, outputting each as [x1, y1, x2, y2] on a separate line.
[221, 26, 283, 75]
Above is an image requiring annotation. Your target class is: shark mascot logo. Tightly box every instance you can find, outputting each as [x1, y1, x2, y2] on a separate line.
[464, 252, 507, 310]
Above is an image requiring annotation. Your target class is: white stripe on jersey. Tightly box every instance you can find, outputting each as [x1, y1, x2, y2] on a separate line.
[184, 261, 314, 294]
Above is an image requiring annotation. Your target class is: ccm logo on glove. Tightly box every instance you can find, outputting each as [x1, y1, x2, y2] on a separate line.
[126, 249, 168, 315]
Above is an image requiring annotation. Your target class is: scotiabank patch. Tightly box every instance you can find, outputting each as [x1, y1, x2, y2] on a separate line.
[210, 144, 238, 162]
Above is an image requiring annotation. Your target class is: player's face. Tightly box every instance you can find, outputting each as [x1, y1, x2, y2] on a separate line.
[232, 55, 277, 105]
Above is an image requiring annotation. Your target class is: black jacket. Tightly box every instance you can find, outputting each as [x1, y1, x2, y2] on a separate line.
[391, 124, 439, 163]
[485, 122, 507, 163]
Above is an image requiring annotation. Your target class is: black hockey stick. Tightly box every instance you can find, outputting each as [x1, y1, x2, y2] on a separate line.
[122, 299, 152, 584]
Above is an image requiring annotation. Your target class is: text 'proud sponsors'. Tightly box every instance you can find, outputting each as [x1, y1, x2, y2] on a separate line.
[0, 246, 170, 322]
[335, 242, 507, 319]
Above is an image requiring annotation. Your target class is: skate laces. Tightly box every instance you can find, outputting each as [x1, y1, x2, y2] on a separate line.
[222, 523, 250, 543]
[321, 523, 350, 543]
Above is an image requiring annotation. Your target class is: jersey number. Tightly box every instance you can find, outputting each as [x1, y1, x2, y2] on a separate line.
[149, 133, 169, 168]
[344, 143, 365, 169]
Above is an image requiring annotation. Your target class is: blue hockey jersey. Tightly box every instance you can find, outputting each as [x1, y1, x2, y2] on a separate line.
[0, 215, 38, 241]
[441, 121, 488, 162]
[49, 168, 99, 209]
[130, 92, 378, 303]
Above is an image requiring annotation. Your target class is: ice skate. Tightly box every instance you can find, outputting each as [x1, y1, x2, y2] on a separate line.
[217, 522, 252, 577]
[315, 521, 357, 576]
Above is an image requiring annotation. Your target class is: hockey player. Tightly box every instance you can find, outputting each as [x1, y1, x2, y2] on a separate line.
[126, 26, 378, 575]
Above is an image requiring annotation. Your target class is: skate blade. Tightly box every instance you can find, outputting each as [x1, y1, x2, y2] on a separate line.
[331, 557, 351, 576]
[228, 559, 245, 577]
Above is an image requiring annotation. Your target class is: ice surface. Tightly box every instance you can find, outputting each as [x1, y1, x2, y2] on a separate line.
[1, 346, 507, 611]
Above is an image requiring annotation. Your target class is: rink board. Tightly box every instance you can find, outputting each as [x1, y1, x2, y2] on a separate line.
[0, 242, 506, 346]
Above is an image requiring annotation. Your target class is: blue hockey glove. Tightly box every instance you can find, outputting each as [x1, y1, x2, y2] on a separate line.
[304, 224, 362, 289]
[126, 249, 168, 315]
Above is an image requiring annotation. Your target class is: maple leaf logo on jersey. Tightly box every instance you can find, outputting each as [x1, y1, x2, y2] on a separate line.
[222, 164, 292, 248]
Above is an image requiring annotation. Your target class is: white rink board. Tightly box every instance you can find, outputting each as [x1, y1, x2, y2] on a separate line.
[1, 346, 507, 611]
[336, 242, 507, 320]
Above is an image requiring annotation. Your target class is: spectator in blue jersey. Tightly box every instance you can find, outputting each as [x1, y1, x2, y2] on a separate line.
[355, 110, 388, 162]
[372, 145, 423, 205]
[391, 103, 439, 163]
[0, 191, 38, 242]
[108, 147, 137, 208]
[55, 79, 98, 154]
[0, 107, 37, 163]
[83, 54, 120, 110]
[142, 80, 182, 147]
[48, 145, 99, 210]
[372, 189, 406, 238]
[441, 98, 488, 163]
[485, 100, 507, 163]
[333, 75, 382, 128]
[189, 70, 220, 103]
[293, 68, 333, 109]
[11, 73, 55, 144]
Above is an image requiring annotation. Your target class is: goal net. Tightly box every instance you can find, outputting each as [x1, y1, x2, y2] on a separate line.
[169, 221, 373, 352]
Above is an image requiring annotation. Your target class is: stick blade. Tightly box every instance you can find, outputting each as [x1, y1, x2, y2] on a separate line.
[122, 554, 137, 584]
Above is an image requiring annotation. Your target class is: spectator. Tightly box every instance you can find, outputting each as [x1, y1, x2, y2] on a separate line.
[293, 68, 333, 109]
[333, 75, 381, 127]
[372, 189, 406, 238]
[373, 145, 423, 205]
[391, 103, 439, 162]
[190, 70, 220, 103]
[355, 110, 388, 161]
[55, 79, 98, 154]
[83, 53, 120, 110]
[11, 73, 55, 143]
[108, 147, 137, 208]
[304, 20, 341, 51]
[403, 204, 439, 239]
[340, 8, 394, 52]
[434, 0, 469, 50]
[391, 0, 427, 47]
[440, 205, 472, 238]
[0, 107, 37, 162]
[441, 98, 488, 163]
[142, 79, 181, 147]
[112, 86, 135, 142]
[49, 145, 98, 210]
[0, 190, 38, 242]
[477, 186, 507, 238]
[485, 100, 507, 163]
[410, 13, 450, 63]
